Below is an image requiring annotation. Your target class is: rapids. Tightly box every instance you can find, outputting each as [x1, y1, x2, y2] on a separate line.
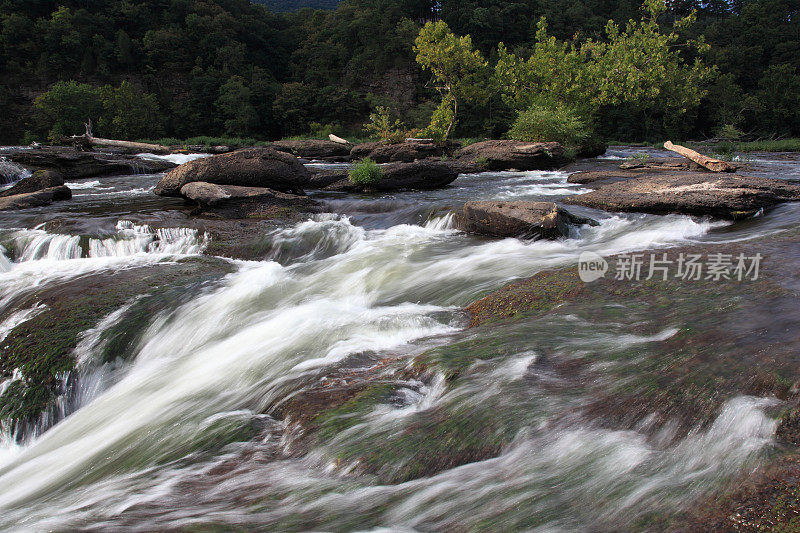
[0, 149, 798, 530]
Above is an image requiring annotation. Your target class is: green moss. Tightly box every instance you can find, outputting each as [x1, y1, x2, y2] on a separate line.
[0, 257, 234, 431]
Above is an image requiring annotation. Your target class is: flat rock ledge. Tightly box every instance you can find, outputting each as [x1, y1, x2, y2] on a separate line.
[563, 171, 800, 219]
[5, 146, 174, 179]
[0, 186, 72, 211]
[313, 161, 459, 192]
[455, 140, 569, 171]
[180, 181, 317, 219]
[350, 141, 460, 163]
[454, 201, 596, 239]
[271, 139, 352, 161]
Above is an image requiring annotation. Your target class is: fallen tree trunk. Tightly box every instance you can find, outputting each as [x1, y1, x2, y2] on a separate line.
[664, 141, 737, 173]
[72, 134, 171, 154]
[328, 134, 350, 145]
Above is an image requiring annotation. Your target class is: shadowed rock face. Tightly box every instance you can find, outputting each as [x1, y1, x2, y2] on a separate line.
[0, 186, 72, 211]
[5, 146, 174, 178]
[454, 201, 594, 239]
[376, 161, 458, 191]
[0, 170, 64, 198]
[563, 171, 800, 219]
[456, 140, 569, 171]
[180, 181, 315, 209]
[154, 147, 311, 197]
[271, 140, 351, 160]
[350, 141, 459, 163]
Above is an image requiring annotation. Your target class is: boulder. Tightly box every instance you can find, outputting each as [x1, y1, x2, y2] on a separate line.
[271, 140, 351, 160]
[454, 201, 594, 239]
[5, 146, 175, 179]
[356, 141, 459, 163]
[0, 170, 64, 198]
[375, 161, 458, 191]
[154, 147, 310, 197]
[455, 140, 569, 171]
[563, 171, 800, 219]
[350, 142, 382, 160]
[0, 186, 72, 211]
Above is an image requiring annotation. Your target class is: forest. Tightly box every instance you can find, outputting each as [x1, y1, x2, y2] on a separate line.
[0, 0, 797, 145]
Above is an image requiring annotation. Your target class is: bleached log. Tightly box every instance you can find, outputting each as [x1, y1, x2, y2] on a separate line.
[328, 134, 350, 145]
[72, 134, 171, 154]
[664, 141, 737, 173]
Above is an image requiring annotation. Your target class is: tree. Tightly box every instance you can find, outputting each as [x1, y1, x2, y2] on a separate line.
[414, 21, 488, 140]
[215, 76, 259, 136]
[33, 80, 101, 141]
[99, 81, 165, 140]
[494, 0, 716, 139]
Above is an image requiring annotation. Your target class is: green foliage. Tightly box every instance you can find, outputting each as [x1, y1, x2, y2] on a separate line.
[215, 76, 259, 136]
[495, 2, 715, 139]
[507, 102, 591, 147]
[364, 106, 407, 143]
[2, 0, 800, 144]
[414, 21, 488, 140]
[99, 81, 165, 140]
[348, 158, 383, 187]
[628, 152, 652, 162]
[33, 80, 101, 141]
[716, 124, 745, 141]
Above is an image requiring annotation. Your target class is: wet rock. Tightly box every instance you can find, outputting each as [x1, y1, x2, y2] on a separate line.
[564, 171, 800, 219]
[181, 181, 316, 210]
[4, 146, 174, 179]
[350, 141, 382, 160]
[154, 147, 310, 197]
[376, 160, 458, 190]
[308, 169, 348, 189]
[454, 201, 595, 239]
[0, 170, 64, 198]
[0, 257, 235, 439]
[271, 139, 351, 161]
[455, 140, 569, 171]
[0, 186, 72, 211]
[355, 141, 459, 163]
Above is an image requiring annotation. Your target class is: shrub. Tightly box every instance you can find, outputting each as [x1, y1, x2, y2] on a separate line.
[364, 106, 407, 143]
[507, 102, 591, 147]
[348, 158, 383, 187]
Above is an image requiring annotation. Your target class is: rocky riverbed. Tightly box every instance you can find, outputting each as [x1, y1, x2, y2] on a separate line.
[0, 142, 799, 530]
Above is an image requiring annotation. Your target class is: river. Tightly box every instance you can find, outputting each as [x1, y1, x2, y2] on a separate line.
[0, 147, 798, 530]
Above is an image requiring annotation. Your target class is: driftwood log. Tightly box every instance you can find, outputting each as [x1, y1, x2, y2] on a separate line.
[328, 134, 350, 145]
[71, 121, 170, 154]
[72, 134, 170, 154]
[664, 141, 737, 173]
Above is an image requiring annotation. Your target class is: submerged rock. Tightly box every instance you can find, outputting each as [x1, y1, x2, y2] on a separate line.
[271, 139, 351, 160]
[455, 140, 569, 171]
[564, 171, 800, 219]
[154, 147, 310, 197]
[454, 201, 595, 239]
[0, 186, 72, 211]
[4, 146, 174, 179]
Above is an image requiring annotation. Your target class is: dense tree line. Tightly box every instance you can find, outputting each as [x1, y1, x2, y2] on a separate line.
[0, 0, 797, 144]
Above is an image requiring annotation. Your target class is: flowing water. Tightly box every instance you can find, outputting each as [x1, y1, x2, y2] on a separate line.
[0, 151, 798, 530]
